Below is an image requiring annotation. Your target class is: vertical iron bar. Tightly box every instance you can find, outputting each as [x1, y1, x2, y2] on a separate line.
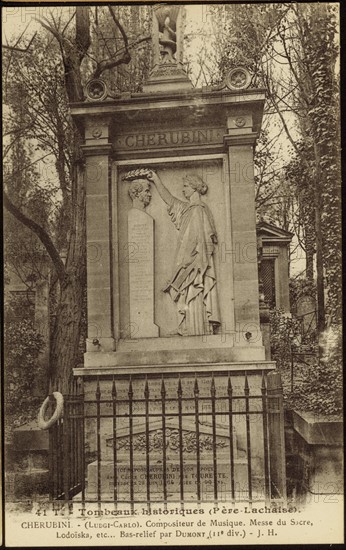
[161, 377, 167, 504]
[112, 377, 118, 506]
[73, 378, 80, 494]
[58, 414, 63, 498]
[49, 421, 55, 500]
[267, 373, 287, 500]
[71, 380, 76, 492]
[74, 379, 79, 493]
[128, 376, 134, 510]
[74, 379, 81, 492]
[244, 374, 252, 503]
[210, 375, 218, 502]
[261, 372, 270, 503]
[80, 378, 86, 505]
[194, 375, 201, 502]
[47, 378, 54, 498]
[144, 377, 151, 511]
[96, 378, 101, 505]
[177, 376, 184, 505]
[228, 374, 235, 502]
[63, 396, 70, 505]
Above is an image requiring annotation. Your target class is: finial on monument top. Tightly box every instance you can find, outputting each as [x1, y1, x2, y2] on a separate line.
[143, 4, 193, 93]
[154, 4, 181, 66]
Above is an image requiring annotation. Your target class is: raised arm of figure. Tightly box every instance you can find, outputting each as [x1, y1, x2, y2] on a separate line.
[147, 171, 175, 206]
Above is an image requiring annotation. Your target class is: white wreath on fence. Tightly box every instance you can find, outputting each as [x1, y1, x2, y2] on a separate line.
[37, 392, 64, 430]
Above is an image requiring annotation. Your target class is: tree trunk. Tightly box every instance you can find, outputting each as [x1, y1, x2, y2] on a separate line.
[49, 271, 85, 394]
[49, 161, 86, 394]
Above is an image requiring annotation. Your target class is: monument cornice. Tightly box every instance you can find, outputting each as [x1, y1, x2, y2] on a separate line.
[70, 88, 266, 118]
[81, 143, 112, 156]
[224, 132, 259, 147]
[73, 361, 276, 378]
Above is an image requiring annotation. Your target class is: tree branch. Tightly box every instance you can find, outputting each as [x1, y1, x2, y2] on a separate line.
[75, 7, 91, 60]
[91, 6, 133, 78]
[108, 6, 129, 49]
[4, 192, 65, 282]
[92, 35, 150, 78]
[3, 32, 37, 52]
[93, 52, 131, 78]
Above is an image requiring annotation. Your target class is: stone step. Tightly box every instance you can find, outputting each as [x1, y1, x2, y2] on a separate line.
[6, 469, 49, 499]
[13, 420, 49, 451]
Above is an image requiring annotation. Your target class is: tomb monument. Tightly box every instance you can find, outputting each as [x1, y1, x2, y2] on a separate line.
[71, 5, 285, 504]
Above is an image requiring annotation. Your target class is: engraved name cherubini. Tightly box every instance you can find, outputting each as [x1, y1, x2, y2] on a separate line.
[116, 128, 225, 149]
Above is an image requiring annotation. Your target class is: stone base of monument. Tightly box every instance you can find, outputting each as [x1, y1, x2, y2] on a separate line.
[83, 458, 261, 502]
[143, 63, 193, 93]
[84, 341, 268, 368]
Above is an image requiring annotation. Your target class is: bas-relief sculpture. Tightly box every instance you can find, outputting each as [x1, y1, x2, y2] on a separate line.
[126, 171, 152, 210]
[123, 168, 220, 338]
[149, 171, 220, 337]
[123, 170, 159, 339]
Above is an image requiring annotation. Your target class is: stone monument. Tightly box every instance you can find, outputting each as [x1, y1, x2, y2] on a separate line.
[71, 5, 286, 504]
[124, 169, 159, 339]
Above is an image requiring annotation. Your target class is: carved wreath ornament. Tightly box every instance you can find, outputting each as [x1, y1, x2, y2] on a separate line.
[226, 67, 251, 91]
[122, 167, 153, 182]
[85, 78, 108, 101]
[108, 429, 227, 454]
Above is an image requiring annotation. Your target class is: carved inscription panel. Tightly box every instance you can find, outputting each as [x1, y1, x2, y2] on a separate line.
[128, 208, 159, 338]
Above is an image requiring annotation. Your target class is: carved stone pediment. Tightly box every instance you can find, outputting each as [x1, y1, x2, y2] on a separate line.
[105, 417, 241, 460]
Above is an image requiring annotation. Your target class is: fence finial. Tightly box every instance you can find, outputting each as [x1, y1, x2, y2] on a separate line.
[161, 375, 166, 397]
[227, 374, 233, 396]
[144, 375, 149, 398]
[96, 377, 101, 399]
[194, 374, 199, 395]
[177, 374, 182, 397]
[128, 375, 133, 398]
[244, 373, 249, 393]
[210, 373, 216, 397]
[112, 376, 117, 398]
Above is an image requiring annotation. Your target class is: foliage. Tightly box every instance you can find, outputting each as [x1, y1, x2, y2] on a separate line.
[304, 6, 341, 325]
[88, 5, 151, 93]
[4, 298, 45, 430]
[284, 326, 342, 416]
[216, 3, 342, 328]
[3, 6, 151, 392]
[4, 136, 53, 292]
[289, 276, 316, 315]
[284, 143, 316, 280]
[3, 6, 341, 398]
[270, 308, 342, 416]
[211, 3, 288, 86]
[269, 308, 301, 370]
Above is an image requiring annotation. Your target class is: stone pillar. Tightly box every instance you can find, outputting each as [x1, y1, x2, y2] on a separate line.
[82, 117, 115, 353]
[224, 111, 262, 345]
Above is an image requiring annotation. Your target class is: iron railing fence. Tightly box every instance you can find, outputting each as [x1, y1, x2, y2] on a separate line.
[49, 371, 286, 509]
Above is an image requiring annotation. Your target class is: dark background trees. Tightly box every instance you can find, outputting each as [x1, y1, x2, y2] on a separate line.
[4, 5, 341, 410]
[4, 6, 151, 393]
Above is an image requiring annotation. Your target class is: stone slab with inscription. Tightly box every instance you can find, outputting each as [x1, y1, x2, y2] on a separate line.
[83, 372, 266, 490]
[86, 459, 255, 500]
[128, 208, 159, 338]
